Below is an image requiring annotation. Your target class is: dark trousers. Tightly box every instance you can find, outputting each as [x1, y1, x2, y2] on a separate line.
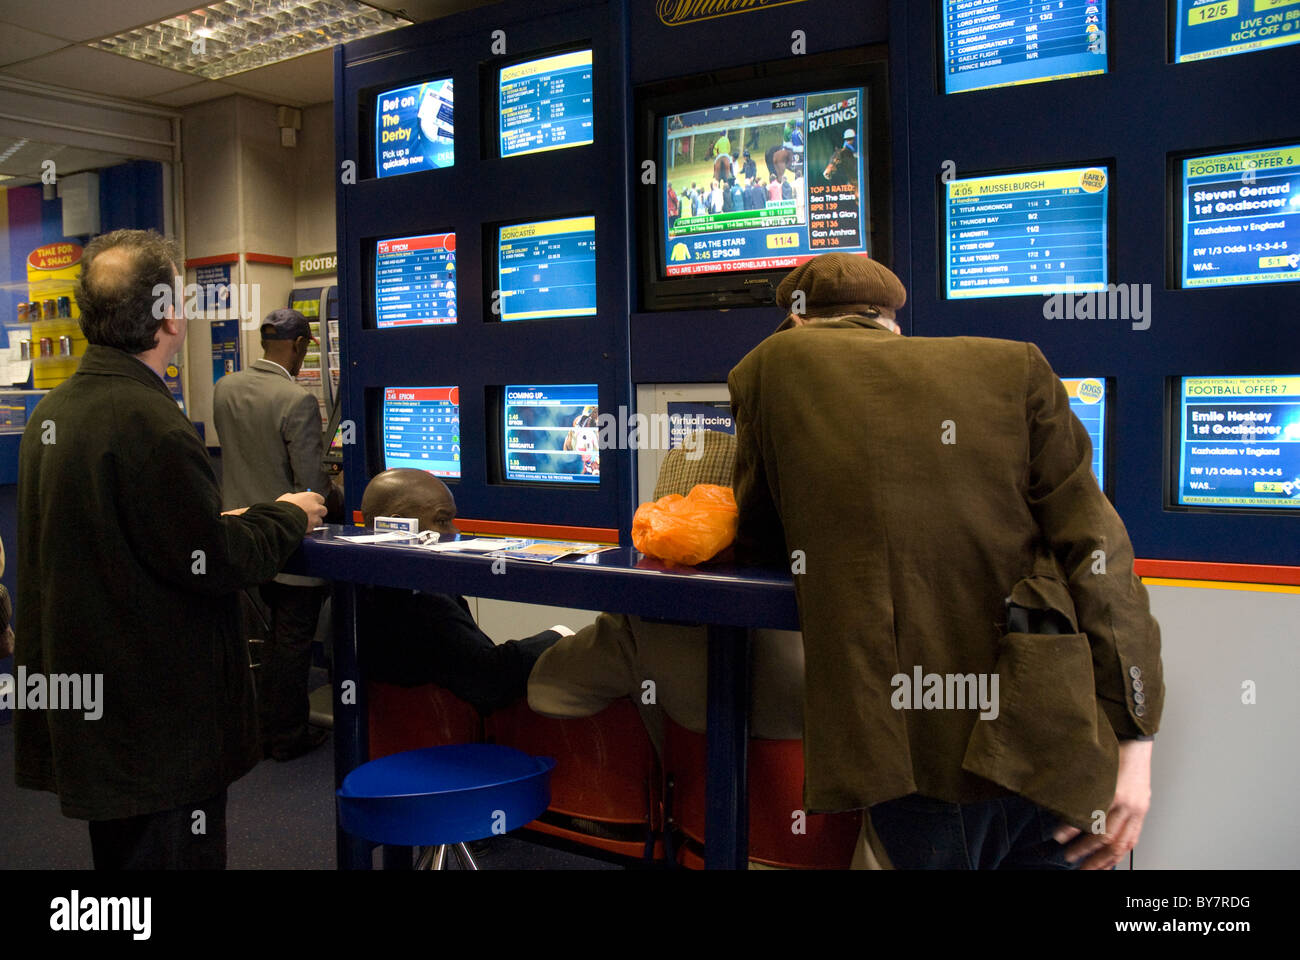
[258, 581, 329, 754]
[868, 793, 1079, 870]
[88, 791, 227, 869]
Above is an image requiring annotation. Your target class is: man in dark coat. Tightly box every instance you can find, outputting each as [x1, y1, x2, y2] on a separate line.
[728, 252, 1163, 870]
[15, 229, 326, 869]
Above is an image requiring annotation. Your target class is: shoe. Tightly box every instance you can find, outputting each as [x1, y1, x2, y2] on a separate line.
[269, 726, 329, 762]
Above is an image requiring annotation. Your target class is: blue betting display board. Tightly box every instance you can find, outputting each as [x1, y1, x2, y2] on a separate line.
[1181, 143, 1300, 289]
[382, 386, 462, 478]
[498, 216, 597, 321]
[504, 384, 600, 483]
[1060, 377, 1107, 490]
[942, 0, 1108, 94]
[1176, 375, 1300, 510]
[374, 232, 457, 328]
[374, 78, 454, 177]
[1173, 0, 1300, 63]
[945, 165, 1109, 298]
[499, 49, 594, 157]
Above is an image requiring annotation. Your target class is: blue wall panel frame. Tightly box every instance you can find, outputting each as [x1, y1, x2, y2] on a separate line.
[336, 0, 633, 538]
[905, 0, 1299, 566]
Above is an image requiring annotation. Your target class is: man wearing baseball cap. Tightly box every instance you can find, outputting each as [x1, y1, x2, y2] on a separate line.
[213, 308, 341, 761]
[728, 251, 1163, 870]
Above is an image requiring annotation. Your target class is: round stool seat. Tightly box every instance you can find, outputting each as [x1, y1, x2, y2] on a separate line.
[338, 743, 556, 846]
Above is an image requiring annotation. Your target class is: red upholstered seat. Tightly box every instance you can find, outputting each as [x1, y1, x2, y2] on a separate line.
[367, 682, 482, 760]
[486, 698, 664, 860]
[663, 717, 859, 869]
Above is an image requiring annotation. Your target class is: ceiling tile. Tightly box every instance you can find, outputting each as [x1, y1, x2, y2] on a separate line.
[0, 1, 196, 44]
[0, 21, 70, 67]
[366, 0, 499, 21]
[223, 49, 335, 107]
[146, 80, 247, 107]
[0, 46, 195, 99]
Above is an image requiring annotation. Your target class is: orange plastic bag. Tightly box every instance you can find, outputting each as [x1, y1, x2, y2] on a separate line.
[632, 483, 738, 566]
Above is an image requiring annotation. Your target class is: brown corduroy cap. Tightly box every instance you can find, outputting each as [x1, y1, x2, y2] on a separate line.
[775, 253, 907, 328]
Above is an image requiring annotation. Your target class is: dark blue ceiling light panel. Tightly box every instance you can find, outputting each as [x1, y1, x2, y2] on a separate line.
[942, 0, 1108, 94]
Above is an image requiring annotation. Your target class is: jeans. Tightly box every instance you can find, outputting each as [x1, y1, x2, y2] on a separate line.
[88, 791, 227, 869]
[868, 793, 1079, 870]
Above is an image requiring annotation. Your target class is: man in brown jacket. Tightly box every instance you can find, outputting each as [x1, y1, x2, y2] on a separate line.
[728, 252, 1162, 870]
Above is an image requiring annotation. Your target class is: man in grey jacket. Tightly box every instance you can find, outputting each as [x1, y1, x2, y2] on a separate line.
[213, 309, 340, 760]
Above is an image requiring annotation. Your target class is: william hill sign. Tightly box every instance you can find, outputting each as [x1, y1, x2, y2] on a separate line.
[656, 0, 809, 27]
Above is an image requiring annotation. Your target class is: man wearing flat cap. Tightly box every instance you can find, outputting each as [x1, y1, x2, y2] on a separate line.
[728, 252, 1163, 870]
[213, 308, 342, 761]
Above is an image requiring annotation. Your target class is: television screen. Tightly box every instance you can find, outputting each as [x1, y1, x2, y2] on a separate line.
[374, 78, 454, 178]
[1060, 377, 1108, 490]
[503, 384, 600, 484]
[499, 49, 594, 158]
[1175, 375, 1300, 510]
[497, 216, 597, 321]
[945, 165, 1109, 298]
[382, 386, 461, 478]
[374, 233, 457, 328]
[660, 88, 868, 278]
[1179, 144, 1300, 289]
[1172, 0, 1300, 63]
[943, 0, 1108, 94]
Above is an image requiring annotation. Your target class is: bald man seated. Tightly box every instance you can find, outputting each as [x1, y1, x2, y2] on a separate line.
[356, 469, 566, 714]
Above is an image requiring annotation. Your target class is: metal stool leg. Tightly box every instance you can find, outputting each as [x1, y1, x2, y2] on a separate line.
[453, 842, 478, 870]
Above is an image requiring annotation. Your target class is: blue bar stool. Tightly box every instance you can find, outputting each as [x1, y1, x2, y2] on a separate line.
[338, 743, 556, 870]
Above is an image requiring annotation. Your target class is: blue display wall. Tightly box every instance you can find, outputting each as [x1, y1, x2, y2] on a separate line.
[335, 0, 1298, 566]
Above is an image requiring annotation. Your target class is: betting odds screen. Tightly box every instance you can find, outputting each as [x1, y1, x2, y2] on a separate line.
[497, 216, 597, 321]
[1060, 377, 1107, 490]
[374, 233, 457, 328]
[503, 384, 600, 484]
[374, 78, 454, 178]
[945, 166, 1109, 298]
[661, 88, 867, 277]
[942, 0, 1108, 95]
[382, 387, 462, 479]
[1180, 144, 1300, 289]
[1172, 0, 1300, 63]
[1176, 375, 1300, 510]
[499, 50, 594, 158]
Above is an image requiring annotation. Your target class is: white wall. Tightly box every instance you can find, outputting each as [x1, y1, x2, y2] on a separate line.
[1138, 584, 1300, 868]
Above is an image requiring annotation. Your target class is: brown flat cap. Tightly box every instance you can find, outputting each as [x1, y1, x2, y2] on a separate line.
[776, 252, 907, 322]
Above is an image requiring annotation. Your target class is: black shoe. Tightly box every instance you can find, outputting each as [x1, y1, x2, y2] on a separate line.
[269, 726, 329, 762]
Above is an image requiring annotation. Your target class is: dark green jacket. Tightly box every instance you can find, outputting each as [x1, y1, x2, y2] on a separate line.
[729, 318, 1163, 827]
[16, 345, 306, 820]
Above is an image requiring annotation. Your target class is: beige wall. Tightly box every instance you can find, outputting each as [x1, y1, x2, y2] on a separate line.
[180, 95, 336, 442]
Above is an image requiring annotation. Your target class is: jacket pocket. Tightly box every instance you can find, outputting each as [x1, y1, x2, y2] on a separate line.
[961, 629, 1117, 828]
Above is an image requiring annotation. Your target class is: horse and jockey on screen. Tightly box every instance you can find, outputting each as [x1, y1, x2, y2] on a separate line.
[822, 128, 859, 186]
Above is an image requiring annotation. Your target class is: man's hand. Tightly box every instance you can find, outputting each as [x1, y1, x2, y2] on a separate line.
[276, 491, 327, 534]
[1054, 739, 1153, 869]
[221, 507, 249, 516]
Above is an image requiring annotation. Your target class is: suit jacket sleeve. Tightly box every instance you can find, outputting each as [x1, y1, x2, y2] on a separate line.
[1023, 343, 1163, 737]
[728, 363, 787, 567]
[120, 421, 306, 596]
[284, 390, 330, 495]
